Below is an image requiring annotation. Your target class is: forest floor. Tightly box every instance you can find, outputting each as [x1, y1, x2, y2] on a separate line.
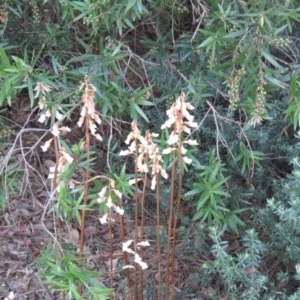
[0, 102, 219, 300]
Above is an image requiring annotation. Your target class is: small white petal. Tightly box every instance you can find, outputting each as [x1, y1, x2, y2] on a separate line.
[151, 176, 156, 190]
[94, 133, 103, 141]
[38, 100, 44, 110]
[137, 240, 150, 247]
[94, 114, 101, 125]
[120, 150, 132, 156]
[114, 205, 124, 215]
[55, 110, 64, 121]
[185, 121, 197, 128]
[162, 147, 175, 154]
[181, 145, 187, 155]
[99, 186, 108, 197]
[184, 139, 198, 145]
[38, 113, 46, 124]
[122, 240, 134, 253]
[106, 196, 113, 208]
[61, 151, 74, 164]
[182, 126, 191, 134]
[51, 124, 60, 137]
[122, 265, 135, 269]
[168, 132, 179, 145]
[183, 156, 192, 164]
[41, 139, 53, 152]
[134, 254, 148, 270]
[186, 102, 195, 110]
[77, 116, 84, 127]
[160, 168, 168, 179]
[113, 189, 122, 199]
[59, 126, 71, 133]
[99, 214, 108, 224]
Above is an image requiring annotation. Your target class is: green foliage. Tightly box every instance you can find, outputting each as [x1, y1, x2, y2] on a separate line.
[37, 245, 112, 299]
[2, 0, 300, 298]
[201, 227, 267, 299]
[186, 150, 230, 226]
[235, 141, 264, 175]
[284, 75, 300, 130]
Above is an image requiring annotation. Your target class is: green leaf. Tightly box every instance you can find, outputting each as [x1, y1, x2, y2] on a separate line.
[265, 75, 288, 89]
[125, 0, 136, 13]
[133, 103, 149, 122]
[198, 36, 215, 48]
[262, 51, 284, 70]
[223, 30, 245, 39]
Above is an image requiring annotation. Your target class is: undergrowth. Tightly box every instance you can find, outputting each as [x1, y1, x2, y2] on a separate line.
[1, 0, 300, 299]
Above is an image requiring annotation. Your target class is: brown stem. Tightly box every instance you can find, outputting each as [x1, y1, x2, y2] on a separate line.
[118, 206, 132, 300]
[166, 153, 176, 299]
[138, 164, 148, 300]
[133, 139, 139, 299]
[109, 209, 114, 298]
[79, 116, 90, 261]
[53, 136, 63, 247]
[170, 146, 183, 300]
[156, 173, 162, 300]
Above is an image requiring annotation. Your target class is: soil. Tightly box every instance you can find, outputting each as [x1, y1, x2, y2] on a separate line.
[0, 105, 209, 300]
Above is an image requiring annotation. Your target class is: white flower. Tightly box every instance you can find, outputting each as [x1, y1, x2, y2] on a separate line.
[119, 150, 132, 156]
[182, 125, 191, 134]
[183, 156, 192, 164]
[134, 253, 148, 270]
[41, 138, 53, 152]
[99, 213, 108, 224]
[185, 121, 197, 128]
[161, 117, 175, 129]
[94, 114, 101, 125]
[59, 126, 71, 134]
[181, 145, 187, 155]
[106, 195, 113, 208]
[38, 99, 44, 110]
[55, 110, 64, 121]
[94, 133, 103, 141]
[167, 132, 179, 145]
[113, 189, 122, 199]
[160, 168, 168, 179]
[137, 240, 150, 247]
[114, 205, 124, 215]
[34, 81, 52, 99]
[123, 265, 135, 269]
[61, 150, 74, 164]
[51, 123, 60, 137]
[99, 186, 108, 197]
[77, 116, 84, 127]
[184, 139, 198, 145]
[151, 176, 156, 190]
[162, 147, 175, 155]
[122, 240, 134, 254]
[129, 178, 142, 185]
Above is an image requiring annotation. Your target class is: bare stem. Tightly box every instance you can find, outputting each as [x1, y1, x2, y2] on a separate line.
[139, 170, 148, 300]
[166, 153, 176, 299]
[79, 116, 90, 261]
[170, 145, 183, 300]
[156, 173, 162, 300]
[118, 207, 132, 300]
[53, 136, 63, 247]
[133, 138, 139, 299]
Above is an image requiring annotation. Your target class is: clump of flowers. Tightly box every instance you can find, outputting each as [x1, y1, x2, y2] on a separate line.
[122, 240, 150, 270]
[120, 121, 168, 190]
[161, 92, 198, 163]
[77, 77, 102, 141]
[97, 178, 124, 224]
